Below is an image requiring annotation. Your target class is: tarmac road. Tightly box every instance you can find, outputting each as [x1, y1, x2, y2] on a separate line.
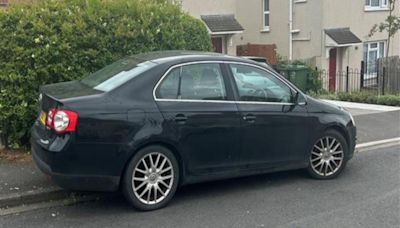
[351, 110, 400, 143]
[0, 145, 398, 228]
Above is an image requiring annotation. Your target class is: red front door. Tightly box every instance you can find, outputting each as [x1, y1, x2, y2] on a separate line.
[211, 37, 223, 53]
[329, 48, 337, 92]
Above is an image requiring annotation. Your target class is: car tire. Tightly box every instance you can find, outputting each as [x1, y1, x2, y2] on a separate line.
[122, 145, 179, 211]
[307, 129, 348, 180]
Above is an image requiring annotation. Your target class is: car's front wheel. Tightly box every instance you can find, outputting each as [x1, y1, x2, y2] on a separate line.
[122, 145, 179, 211]
[307, 130, 348, 179]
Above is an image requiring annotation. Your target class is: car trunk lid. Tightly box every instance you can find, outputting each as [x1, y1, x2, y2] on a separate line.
[34, 81, 102, 145]
[40, 80, 102, 102]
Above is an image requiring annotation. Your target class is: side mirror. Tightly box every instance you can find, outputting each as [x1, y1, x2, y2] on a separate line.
[295, 92, 307, 106]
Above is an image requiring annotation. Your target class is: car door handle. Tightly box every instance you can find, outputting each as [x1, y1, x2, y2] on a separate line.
[174, 114, 187, 124]
[243, 114, 256, 122]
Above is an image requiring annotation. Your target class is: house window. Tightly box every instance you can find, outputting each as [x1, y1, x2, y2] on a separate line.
[363, 41, 385, 76]
[263, 0, 270, 30]
[365, 0, 389, 10]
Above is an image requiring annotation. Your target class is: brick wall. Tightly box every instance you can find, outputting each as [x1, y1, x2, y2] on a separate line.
[237, 43, 278, 65]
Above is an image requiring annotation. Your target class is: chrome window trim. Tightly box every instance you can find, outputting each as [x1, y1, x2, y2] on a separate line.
[152, 60, 298, 106]
[156, 99, 294, 106]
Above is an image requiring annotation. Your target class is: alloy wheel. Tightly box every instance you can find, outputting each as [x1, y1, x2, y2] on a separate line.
[132, 152, 174, 205]
[310, 136, 344, 177]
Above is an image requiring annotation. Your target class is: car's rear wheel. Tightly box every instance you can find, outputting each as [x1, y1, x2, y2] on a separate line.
[122, 145, 179, 211]
[307, 130, 348, 179]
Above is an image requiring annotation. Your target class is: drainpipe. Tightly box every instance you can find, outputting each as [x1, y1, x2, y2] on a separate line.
[289, 0, 293, 61]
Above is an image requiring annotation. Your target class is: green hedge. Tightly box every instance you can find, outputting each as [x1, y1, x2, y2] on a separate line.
[0, 0, 212, 148]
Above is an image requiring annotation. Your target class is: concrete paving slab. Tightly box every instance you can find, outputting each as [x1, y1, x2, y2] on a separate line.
[345, 108, 383, 116]
[0, 161, 59, 200]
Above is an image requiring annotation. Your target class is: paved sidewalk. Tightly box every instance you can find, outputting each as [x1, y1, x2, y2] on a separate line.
[324, 99, 400, 143]
[0, 161, 57, 196]
[322, 99, 400, 112]
[0, 161, 63, 209]
[353, 110, 400, 143]
[345, 108, 382, 116]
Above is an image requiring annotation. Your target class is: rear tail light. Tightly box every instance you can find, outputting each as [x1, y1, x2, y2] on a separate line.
[46, 108, 78, 133]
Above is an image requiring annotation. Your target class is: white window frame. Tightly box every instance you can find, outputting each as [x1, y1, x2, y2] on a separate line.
[262, 0, 270, 31]
[364, 41, 385, 78]
[365, 0, 389, 11]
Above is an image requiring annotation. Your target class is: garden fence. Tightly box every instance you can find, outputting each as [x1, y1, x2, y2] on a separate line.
[317, 56, 400, 95]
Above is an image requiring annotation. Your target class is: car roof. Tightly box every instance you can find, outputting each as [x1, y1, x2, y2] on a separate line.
[133, 50, 262, 65]
[240, 56, 267, 60]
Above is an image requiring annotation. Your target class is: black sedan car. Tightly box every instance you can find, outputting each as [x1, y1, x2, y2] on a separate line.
[31, 51, 356, 211]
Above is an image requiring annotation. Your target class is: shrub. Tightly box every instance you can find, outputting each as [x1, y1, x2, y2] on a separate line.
[305, 68, 323, 93]
[377, 95, 400, 106]
[0, 0, 212, 148]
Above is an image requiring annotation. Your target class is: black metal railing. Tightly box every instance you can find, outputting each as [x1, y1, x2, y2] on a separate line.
[317, 58, 400, 95]
[317, 67, 366, 93]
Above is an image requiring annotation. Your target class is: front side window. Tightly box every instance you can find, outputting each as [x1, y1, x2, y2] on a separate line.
[229, 64, 293, 103]
[263, 0, 270, 30]
[156, 63, 227, 101]
[365, 0, 389, 10]
[363, 41, 385, 76]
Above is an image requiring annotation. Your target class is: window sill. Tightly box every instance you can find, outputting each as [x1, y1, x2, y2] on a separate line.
[364, 7, 390, 12]
[260, 28, 270, 33]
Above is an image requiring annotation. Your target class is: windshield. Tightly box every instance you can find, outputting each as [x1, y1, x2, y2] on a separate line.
[81, 57, 156, 92]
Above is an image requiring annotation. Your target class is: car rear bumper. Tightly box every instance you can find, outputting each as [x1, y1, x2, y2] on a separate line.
[31, 136, 120, 192]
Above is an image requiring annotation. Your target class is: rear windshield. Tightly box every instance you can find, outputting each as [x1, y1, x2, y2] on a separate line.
[81, 57, 156, 92]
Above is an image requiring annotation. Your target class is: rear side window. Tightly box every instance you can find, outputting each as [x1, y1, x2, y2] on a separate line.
[156, 63, 227, 101]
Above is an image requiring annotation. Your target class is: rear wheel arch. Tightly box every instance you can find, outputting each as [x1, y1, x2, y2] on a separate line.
[120, 141, 185, 189]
